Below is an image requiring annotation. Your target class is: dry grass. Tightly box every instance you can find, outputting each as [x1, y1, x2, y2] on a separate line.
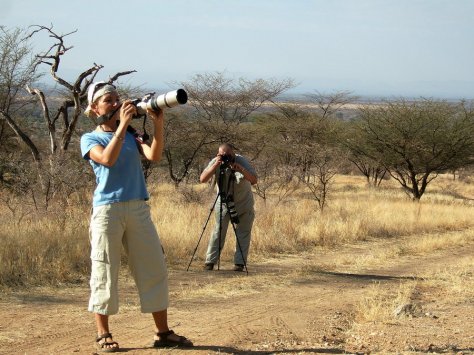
[420, 257, 474, 302]
[0, 211, 90, 287]
[327, 228, 474, 272]
[354, 281, 419, 323]
[347, 250, 473, 350]
[1, 174, 474, 288]
[169, 273, 293, 301]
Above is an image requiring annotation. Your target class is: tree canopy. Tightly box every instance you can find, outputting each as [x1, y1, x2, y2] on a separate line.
[350, 99, 474, 199]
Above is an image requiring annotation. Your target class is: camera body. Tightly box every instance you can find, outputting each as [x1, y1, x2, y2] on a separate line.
[131, 89, 188, 116]
[220, 154, 235, 165]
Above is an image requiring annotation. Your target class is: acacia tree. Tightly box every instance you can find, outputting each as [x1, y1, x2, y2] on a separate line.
[303, 145, 344, 211]
[355, 99, 474, 200]
[293, 115, 344, 211]
[0, 26, 44, 215]
[162, 71, 295, 186]
[343, 120, 388, 187]
[0, 27, 42, 158]
[303, 90, 357, 119]
[0, 25, 138, 212]
[253, 104, 344, 210]
[162, 110, 210, 185]
[349, 155, 387, 187]
[26, 25, 141, 153]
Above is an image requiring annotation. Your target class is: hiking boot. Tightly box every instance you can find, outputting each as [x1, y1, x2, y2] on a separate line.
[204, 263, 214, 271]
[233, 264, 244, 272]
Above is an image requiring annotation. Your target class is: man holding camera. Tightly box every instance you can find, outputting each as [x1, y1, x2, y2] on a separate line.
[200, 143, 257, 271]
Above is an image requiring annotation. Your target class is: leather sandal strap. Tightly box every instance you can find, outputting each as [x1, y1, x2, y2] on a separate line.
[100, 341, 118, 347]
[157, 330, 174, 337]
[96, 332, 113, 342]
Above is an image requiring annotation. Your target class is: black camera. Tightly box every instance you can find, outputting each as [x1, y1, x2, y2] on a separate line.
[220, 154, 235, 165]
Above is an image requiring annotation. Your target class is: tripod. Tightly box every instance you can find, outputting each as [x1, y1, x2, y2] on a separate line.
[187, 164, 248, 274]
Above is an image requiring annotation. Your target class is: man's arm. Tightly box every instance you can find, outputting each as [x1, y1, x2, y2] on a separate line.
[233, 162, 257, 185]
[200, 157, 221, 183]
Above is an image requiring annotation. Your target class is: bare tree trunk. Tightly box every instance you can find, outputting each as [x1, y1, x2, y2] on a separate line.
[1, 110, 40, 162]
[25, 86, 57, 154]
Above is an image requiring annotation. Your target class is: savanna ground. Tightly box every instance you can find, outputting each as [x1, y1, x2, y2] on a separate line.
[1, 175, 474, 354]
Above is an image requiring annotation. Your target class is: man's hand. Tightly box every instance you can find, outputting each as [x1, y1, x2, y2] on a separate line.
[214, 154, 224, 166]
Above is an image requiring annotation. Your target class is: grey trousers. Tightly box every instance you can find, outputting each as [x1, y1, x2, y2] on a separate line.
[205, 204, 255, 266]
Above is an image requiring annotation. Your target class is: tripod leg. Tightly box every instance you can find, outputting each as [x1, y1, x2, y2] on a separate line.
[227, 219, 248, 275]
[186, 194, 219, 271]
[207, 202, 230, 271]
[217, 194, 223, 270]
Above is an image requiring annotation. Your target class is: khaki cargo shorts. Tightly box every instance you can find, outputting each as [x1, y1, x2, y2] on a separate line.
[88, 200, 168, 315]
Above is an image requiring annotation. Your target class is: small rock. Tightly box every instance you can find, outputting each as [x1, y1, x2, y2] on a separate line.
[394, 303, 418, 317]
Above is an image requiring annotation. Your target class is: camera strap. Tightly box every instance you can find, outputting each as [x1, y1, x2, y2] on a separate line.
[95, 105, 121, 125]
[221, 167, 236, 202]
[127, 125, 150, 148]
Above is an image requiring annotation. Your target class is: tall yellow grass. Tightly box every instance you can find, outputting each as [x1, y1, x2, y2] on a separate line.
[0, 211, 90, 287]
[155, 175, 474, 264]
[1, 174, 473, 288]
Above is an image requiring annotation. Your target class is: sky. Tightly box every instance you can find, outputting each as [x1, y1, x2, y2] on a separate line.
[1, 0, 473, 99]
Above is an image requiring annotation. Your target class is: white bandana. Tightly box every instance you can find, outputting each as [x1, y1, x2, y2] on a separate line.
[84, 81, 117, 118]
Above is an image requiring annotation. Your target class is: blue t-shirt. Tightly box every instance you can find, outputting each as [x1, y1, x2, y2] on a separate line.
[80, 131, 149, 207]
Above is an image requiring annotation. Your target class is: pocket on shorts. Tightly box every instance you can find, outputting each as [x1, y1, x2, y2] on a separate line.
[90, 247, 108, 290]
[90, 249, 106, 262]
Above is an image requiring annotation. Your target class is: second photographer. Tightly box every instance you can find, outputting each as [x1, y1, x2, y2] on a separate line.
[200, 143, 257, 272]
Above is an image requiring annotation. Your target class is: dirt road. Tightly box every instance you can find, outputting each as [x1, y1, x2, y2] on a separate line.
[1, 235, 473, 354]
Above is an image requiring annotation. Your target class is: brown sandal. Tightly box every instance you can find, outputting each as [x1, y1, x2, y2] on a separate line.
[153, 329, 193, 348]
[95, 332, 119, 353]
